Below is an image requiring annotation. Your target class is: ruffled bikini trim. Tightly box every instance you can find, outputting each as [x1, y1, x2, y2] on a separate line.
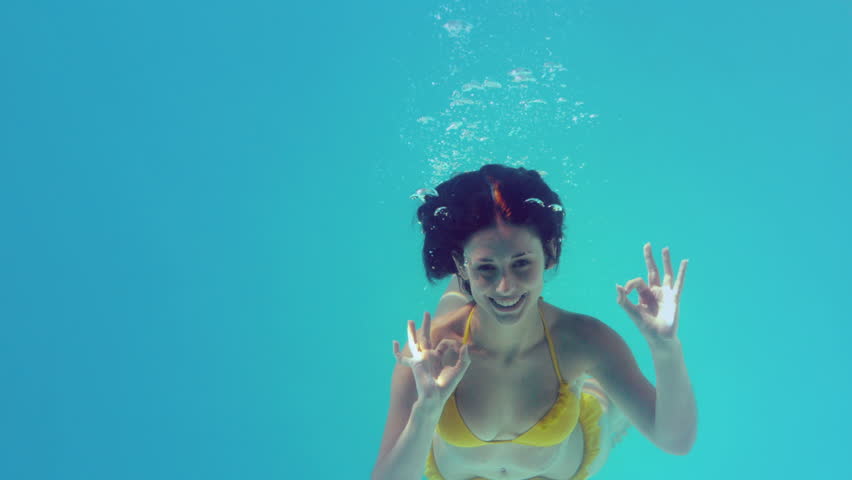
[570, 392, 604, 480]
[535, 383, 578, 433]
[424, 447, 442, 480]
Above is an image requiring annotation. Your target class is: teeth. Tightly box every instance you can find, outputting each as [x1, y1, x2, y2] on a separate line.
[493, 295, 523, 307]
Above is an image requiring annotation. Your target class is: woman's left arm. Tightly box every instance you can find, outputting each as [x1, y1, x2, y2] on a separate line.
[588, 243, 697, 455]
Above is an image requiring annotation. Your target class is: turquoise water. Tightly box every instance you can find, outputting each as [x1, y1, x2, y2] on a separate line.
[1, 0, 849, 479]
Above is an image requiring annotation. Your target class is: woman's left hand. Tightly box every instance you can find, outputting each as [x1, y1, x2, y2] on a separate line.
[616, 243, 688, 344]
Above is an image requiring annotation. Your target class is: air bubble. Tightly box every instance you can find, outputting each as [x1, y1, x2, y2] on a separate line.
[410, 187, 439, 202]
[443, 20, 472, 37]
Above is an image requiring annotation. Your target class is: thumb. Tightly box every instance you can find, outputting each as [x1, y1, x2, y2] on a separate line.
[438, 344, 471, 390]
[616, 284, 631, 308]
[616, 285, 641, 318]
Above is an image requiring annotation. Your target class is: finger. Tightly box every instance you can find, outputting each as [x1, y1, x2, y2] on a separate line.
[616, 284, 643, 327]
[422, 311, 433, 351]
[624, 277, 651, 296]
[394, 340, 416, 367]
[674, 258, 688, 301]
[663, 247, 674, 287]
[455, 344, 471, 369]
[438, 344, 472, 389]
[616, 284, 640, 312]
[644, 242, 661, 287]
[393, 340, 402, 363]
[434, 338, 460, 357]
[624, 277, 655, 307]
[407, 320, 419, 352]
[435, 338, 464, 381]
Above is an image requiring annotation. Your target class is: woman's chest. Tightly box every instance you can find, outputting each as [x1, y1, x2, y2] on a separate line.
[432, 425, 586, 480]
[432, 360, 589, 479]
[454, 348, 587, 441]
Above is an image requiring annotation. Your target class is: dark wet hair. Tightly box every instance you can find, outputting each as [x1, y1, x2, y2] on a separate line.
[416, 164, 565, 294]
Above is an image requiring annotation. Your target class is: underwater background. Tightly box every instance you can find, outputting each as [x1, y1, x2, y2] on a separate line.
[1, 0, 850, 479]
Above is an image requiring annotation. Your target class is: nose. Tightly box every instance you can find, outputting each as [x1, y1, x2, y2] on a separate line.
[496, 273, 516, 295]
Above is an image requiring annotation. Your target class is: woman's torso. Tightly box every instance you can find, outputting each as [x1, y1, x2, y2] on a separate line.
[429, 302, 596, 480]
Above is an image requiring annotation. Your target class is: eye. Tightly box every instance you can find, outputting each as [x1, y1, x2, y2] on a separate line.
[477, 264, 496, 272]
[514, 259, 531, 268]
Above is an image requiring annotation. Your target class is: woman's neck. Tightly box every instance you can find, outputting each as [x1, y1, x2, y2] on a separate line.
[469, 299, 545, 362]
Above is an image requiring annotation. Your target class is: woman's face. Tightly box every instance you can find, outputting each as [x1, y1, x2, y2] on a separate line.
[456, 220, 551, 323]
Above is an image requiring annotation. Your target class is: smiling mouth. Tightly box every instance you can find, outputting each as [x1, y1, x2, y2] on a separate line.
[489, 294, 527, 311]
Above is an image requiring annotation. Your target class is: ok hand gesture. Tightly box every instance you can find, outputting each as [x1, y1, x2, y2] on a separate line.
[616, 243, 688, 345]
[393, 312, 472, 412]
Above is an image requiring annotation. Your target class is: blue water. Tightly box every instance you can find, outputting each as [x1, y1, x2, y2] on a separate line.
[1, 1, 849, 479]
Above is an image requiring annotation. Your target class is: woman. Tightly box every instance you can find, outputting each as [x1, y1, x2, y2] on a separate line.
[372, 165, 697, 480]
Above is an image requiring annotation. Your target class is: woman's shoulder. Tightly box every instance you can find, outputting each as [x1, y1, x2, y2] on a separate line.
[546, 302, 598, 331]
[545, 303, 612, 350]
[544, 303, 613, 378]
[428, 302, 475, 345]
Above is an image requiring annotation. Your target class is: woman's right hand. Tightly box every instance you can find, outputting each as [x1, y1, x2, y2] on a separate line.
[392, 312, 472, 413]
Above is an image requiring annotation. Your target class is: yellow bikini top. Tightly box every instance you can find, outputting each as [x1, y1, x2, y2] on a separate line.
[435, 303, 581, 448]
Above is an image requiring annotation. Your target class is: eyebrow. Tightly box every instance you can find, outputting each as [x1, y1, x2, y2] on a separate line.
[475, 252, 531, 262]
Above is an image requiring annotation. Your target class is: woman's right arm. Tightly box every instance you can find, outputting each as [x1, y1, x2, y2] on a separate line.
[371, 357, 442, 480]
[372, 313, 471, 480]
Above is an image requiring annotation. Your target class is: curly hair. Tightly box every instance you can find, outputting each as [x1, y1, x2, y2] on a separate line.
[416, 164, 565, 294]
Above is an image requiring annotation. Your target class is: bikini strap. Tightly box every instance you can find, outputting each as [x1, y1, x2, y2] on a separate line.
[463, 303, 564, 383]
[539, 303, 564, 382]
[462, 305, 475, 344]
